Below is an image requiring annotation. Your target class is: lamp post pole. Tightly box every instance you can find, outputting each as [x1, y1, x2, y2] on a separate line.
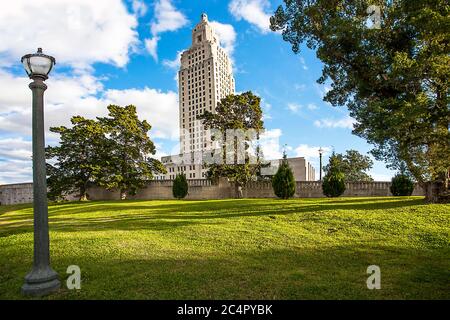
[21, 48, 60, 296]
[319, 147, 324, 181]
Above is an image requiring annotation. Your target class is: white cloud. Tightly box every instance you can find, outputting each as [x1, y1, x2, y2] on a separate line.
[261, 99, 272, 120]
[0, 70, 107, 137]
[145, 37, 160, 61]
[314, 116, 355, 129]
[132, 0, 148, 17]
[294, 144, 332, 174]
[150, 0, 188, 34]
[0, 0, 184, 185]
[103, 88, 179, 140]
[145, 0, 188, 60]
[299, 57, 308, 70]
[287, 102, 317, 114]
[294, 84, 306, 91]
[0, 138, 31, 161]
[295, 144, 332, 160]
[0, 159, 33, 184]
[163, 51, 183, 69]
[0, 0, 139, 69]
[287, 103, 301, 114]
[371, 173, 393, 181]
[229, 0, 272, 34]
[0, 70, 29, 113]
[210, 21, 237, 56]
[259, 128, 283, 160]
[0, 70, 180, 184]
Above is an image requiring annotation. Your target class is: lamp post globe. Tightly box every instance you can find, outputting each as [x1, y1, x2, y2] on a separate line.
[21, 48, 56, 80]
[21, 48, 60, 296]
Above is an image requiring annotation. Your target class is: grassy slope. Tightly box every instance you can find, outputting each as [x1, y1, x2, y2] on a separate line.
[0, 197, 448, 300]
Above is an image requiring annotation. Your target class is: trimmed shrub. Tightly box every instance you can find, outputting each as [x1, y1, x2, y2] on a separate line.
[272, 159, 296, 199]
[322, 172, 346, 197]
[390, 174, 414, 196]
[172, 173, 188, 199]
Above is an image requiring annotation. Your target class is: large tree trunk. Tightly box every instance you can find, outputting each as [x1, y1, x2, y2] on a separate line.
[234, 182, 243, 199]
[79, 193, 88, 201]
[120, 189, 127, 200]
[423, 182, 438, 203]
[423, 172, 449, 203]
[79, 185, 88, 201]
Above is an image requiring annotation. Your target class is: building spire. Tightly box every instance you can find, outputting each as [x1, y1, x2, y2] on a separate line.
[201, 13, 208, 22]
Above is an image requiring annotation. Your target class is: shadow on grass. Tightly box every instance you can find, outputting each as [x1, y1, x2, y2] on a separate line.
[0, 197, 429, 237]
[1, 244, 449, 300]
[46, 197, 428, 216]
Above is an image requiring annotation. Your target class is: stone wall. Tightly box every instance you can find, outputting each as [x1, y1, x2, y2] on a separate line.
[243, 181, 424, 198]
[0, 179, 425, 205]
[0, 183, 33, 205]
[87, 179, 234, 201]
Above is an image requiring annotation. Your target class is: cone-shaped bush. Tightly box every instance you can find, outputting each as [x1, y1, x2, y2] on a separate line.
[322, 171, 346, 197]
[390, 174, 414, 196]
[172, 173, 188, 199]
[272, 154, 296, 199]
[322, 152, 346, 197]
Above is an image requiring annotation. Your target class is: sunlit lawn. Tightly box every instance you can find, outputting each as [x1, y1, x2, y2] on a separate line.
[0, 197, 449, 299]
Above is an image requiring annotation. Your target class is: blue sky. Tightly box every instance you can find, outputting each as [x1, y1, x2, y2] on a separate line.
[0, 0, 396, 184]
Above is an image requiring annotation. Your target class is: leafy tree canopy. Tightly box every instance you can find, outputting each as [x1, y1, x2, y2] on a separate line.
[322, 152, 346, 197]
[97, 105, 166, 199]
[47, 105, 166, 201]
[46, 116, 108, 201]
[271, 0, 450, 197]
[198, 91, 265, 196]
[324, 149, 373, 182]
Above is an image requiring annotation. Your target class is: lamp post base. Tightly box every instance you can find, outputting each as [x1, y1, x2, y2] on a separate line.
[21, 267, 60, 297]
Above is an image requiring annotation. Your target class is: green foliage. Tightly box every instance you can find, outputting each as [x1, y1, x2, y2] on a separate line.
[197, 91, 265, 194]
[272, 153, 296, 199]
[46, 105, 166, 201]
[324, 150, 373, 182]
[46, 116, 107, 201]
[173, 173, 188, 199]
[390, 174, 415, 196]
[322, 152, 346, 197]
[271, 0, 450, 194]
[97, 105, 166, 199]
[322, 172, 346, 198]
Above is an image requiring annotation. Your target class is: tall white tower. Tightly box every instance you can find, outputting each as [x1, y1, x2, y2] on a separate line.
[178, 13, 235, 154]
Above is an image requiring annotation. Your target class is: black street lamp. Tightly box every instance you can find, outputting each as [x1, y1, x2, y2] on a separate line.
[21, 48, 60, 296]
[318, 147, 324, 181]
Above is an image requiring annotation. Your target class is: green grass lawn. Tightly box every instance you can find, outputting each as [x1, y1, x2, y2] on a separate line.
[0, 197, 449, 300]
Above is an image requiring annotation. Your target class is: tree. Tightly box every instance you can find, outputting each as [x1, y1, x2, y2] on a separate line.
[46, 116, 107, 201]
[390, 174, 415, 196]
[172, 173, 189, 199]
[322, 152, 346, 197]
[272, 152, 296, 199]
[97, 105, 166, 199]
[270, 1, 450, 201]
[197, 91, 265, 198]
[323, 150, 373, 182]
